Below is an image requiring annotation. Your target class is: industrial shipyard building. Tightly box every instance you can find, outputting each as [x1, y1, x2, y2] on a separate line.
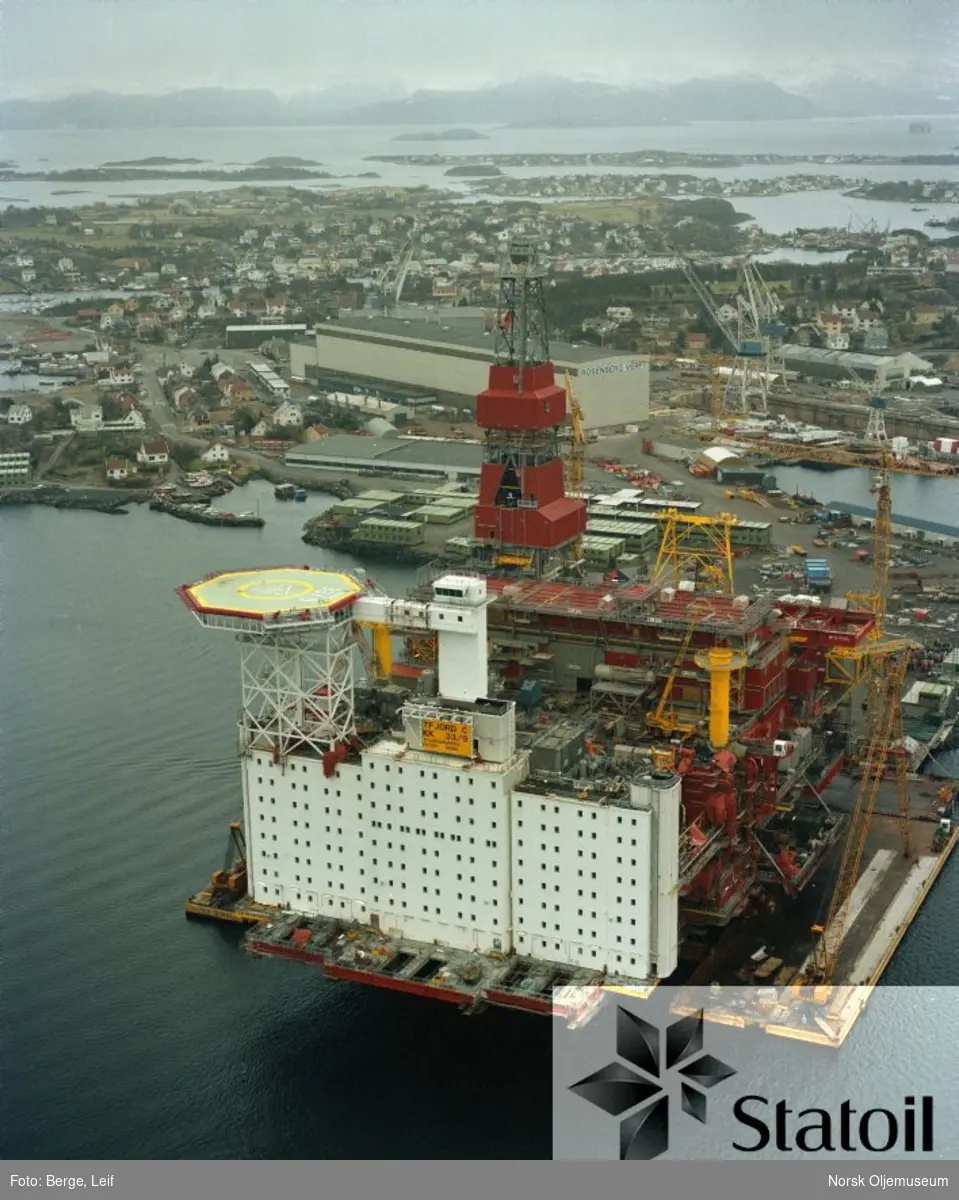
[290, 307, 650, 432]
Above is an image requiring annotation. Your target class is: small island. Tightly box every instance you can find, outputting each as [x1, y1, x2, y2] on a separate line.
[394, 128, 488, 142]
[102, 156, 206, 167]
[444, 164, 503, 177]
[505, 118, 688, 130]
[845, 179, 958, 204]
[250, 156, 324, 168]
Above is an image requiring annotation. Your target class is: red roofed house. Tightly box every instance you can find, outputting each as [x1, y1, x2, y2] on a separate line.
[222, 379, 255, 404]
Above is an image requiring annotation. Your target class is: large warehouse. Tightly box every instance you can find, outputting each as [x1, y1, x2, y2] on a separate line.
[286, 434, 482, 480]
[781, 345, 934, 388]
[289, 312, 649, 431]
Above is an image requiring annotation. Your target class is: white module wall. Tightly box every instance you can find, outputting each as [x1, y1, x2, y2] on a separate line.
[509, 793, 655, 978]
[244, 745, 523, 955]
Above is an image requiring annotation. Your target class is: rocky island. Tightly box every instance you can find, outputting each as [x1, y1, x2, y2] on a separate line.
[394, 128, 488, 141]
[444, 164, 503, 177]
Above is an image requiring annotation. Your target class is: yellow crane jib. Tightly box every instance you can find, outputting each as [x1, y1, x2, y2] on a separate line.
[646, 600, 715, 737]
[563, 369, 587, 497]
[807, 648, 913, 988]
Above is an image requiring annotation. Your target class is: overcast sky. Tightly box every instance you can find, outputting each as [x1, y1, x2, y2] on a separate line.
[1, 0, 956, 99]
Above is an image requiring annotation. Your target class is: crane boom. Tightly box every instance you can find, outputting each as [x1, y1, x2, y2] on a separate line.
[809, 649, 912, 983]
[646, 601, 713, 736]
[564, 370, 586, 496]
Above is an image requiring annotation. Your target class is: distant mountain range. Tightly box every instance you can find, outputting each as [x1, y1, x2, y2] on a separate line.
[2, 77, 956, 130]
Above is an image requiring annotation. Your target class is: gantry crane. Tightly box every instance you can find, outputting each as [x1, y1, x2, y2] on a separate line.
[372, 235, 415, 313]
[653, 235, 783, 415]
[652, 510, 737, 594]
[838, 359, 894, 446]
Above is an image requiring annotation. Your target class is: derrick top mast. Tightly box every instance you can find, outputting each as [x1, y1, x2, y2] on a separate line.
[492, 236, 550, 381]
[474, 237, 587, 570]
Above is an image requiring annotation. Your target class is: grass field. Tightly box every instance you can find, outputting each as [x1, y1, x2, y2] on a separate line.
[547, 199, 660, 224]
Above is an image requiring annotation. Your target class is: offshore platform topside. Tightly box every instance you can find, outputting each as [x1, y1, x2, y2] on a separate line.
[181, 240, 956, 1040]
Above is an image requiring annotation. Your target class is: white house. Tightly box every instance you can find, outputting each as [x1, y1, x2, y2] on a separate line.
[137, 439, 169, 466]
[6, 404, 33, 425]
[200, 442, 231, 465]
[211, 362, 233, 383]
[57, 257, 74, 273]
[249, 419, 269, 438]
[272, 401, 304, 427]
[105, 457, 134, 481]
[825, 331, 850, 350]
[606, 306, 634, 323]
[105, 409, 146, 432]
[71, 404, 104, 433]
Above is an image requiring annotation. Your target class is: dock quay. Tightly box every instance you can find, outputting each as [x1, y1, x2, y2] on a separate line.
[671, 818, 958, 1047]
[149, 497, 264, 527]
[0, 485, 146, 513]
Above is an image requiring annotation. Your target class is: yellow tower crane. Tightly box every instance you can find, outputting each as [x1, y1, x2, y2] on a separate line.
[805, 645, 914, 990]
[564, 370, 587, 497]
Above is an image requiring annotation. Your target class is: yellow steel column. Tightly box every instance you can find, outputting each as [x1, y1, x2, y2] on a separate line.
[694, 647, 747, 749]
[372, 623, 392, 677]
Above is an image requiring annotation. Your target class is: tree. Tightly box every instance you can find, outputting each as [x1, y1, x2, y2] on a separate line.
[233, 406, 259, 435]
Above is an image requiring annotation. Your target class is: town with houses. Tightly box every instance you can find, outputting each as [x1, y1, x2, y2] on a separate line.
[0, 181, 957, 493]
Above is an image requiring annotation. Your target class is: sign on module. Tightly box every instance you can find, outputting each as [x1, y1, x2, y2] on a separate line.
[422, 718, 473, 758]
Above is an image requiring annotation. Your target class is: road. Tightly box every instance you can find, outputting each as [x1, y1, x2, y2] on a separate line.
[136, 347, 179, 437]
